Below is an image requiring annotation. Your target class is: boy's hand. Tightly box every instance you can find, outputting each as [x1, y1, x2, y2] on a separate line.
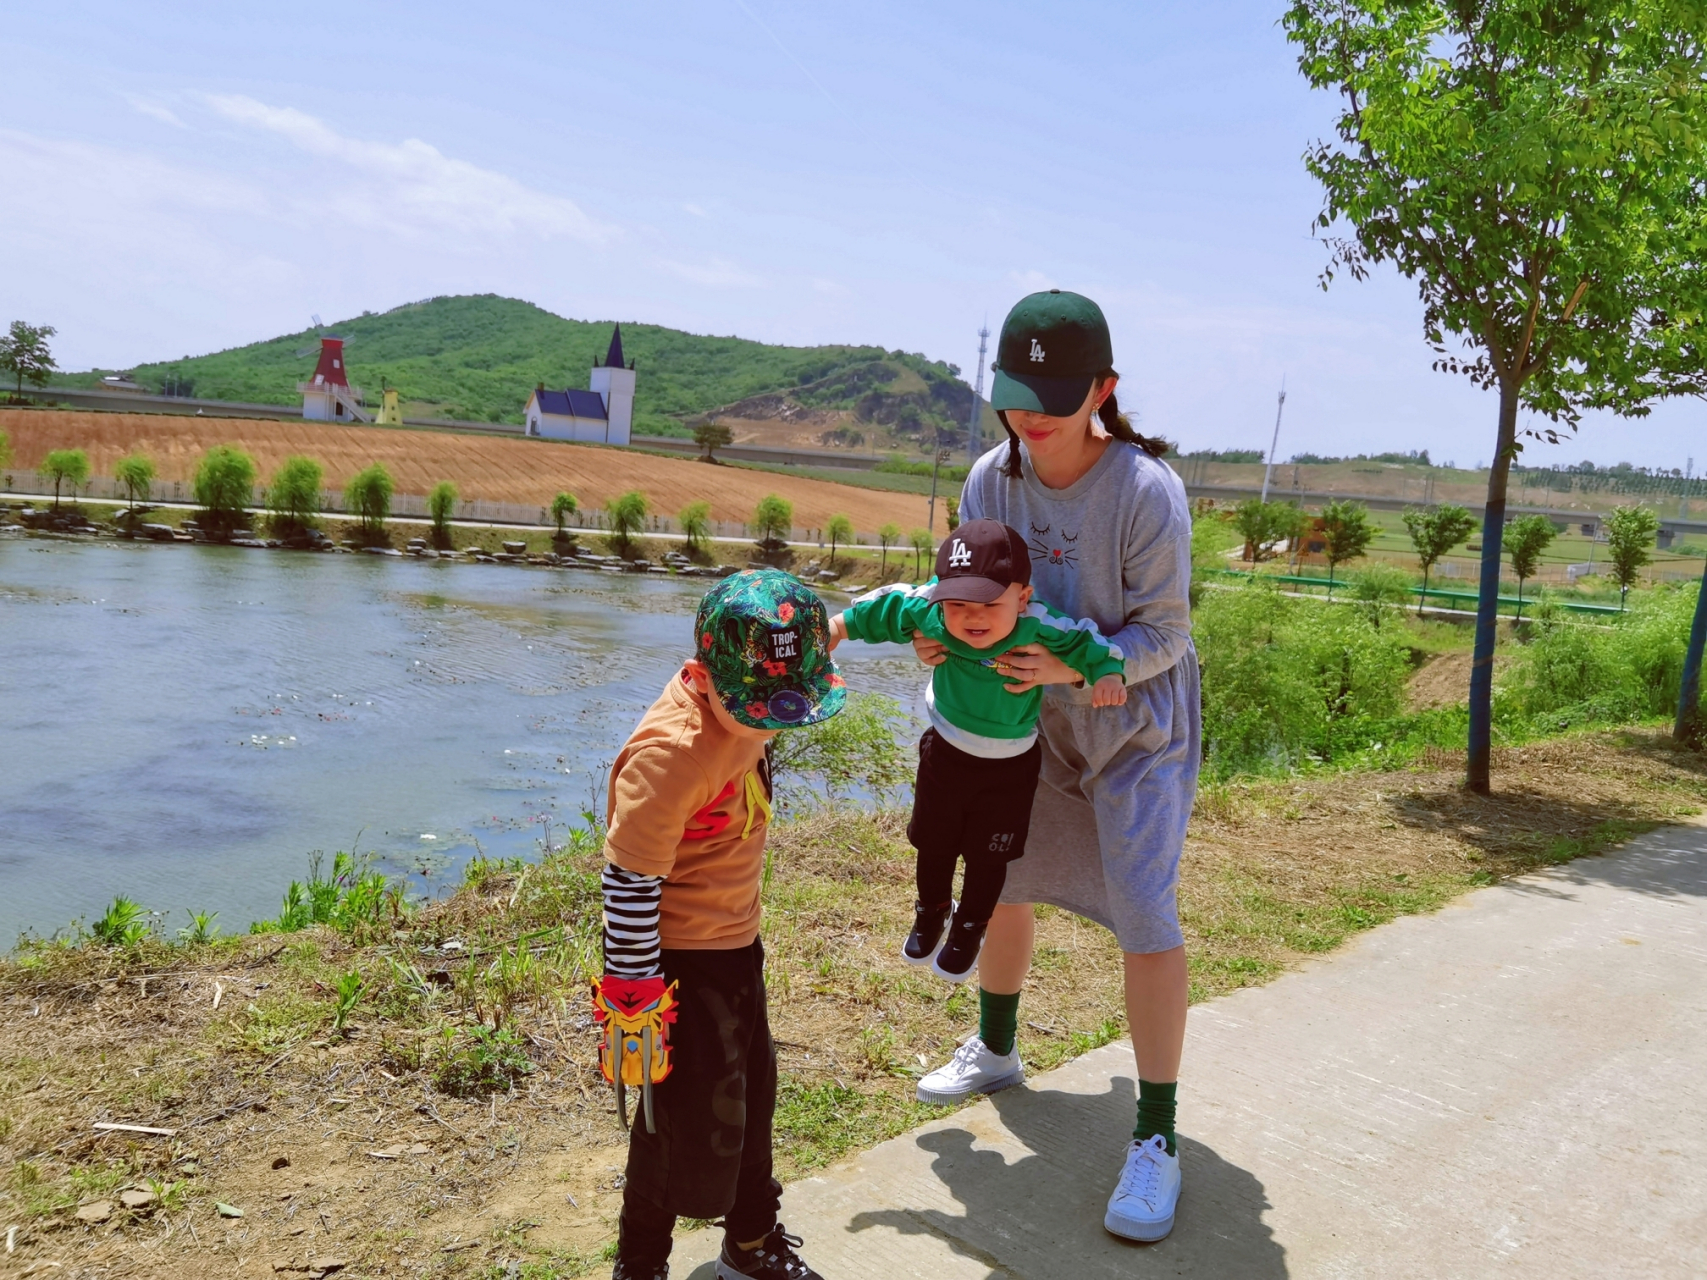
[1091, 673, 1128, 707]
[828, 614, 847, 651]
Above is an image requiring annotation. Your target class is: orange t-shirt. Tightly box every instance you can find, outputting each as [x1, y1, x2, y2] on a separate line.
[603, 672, 774, 950]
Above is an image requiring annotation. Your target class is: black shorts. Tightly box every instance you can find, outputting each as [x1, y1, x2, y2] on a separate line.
[906, 728, 1044, 868]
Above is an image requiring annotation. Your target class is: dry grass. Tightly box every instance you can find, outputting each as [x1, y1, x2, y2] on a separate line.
[3, 728, 1705, 1278]
[0, 409, 947, 537]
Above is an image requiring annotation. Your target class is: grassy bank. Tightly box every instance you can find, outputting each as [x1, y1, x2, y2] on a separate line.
[3, 729, 1704, 1278]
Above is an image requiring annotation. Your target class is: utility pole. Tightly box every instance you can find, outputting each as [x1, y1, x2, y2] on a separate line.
[966, 323, 990, 466]
[1260, 379, 1287, 503]
[926, 447, 952, 539]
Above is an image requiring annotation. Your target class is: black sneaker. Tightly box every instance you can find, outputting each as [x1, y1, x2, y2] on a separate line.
[902, 899, 953, 965]
[612, 1260, 668, 1280]
[715, 1224, 823, 1279]
[931, 912, 988, 983]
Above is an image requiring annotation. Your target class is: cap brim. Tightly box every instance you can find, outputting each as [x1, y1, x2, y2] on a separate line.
[719, 669, 846, 731]
[989, 366, 1094, 417]
[927, 576, 1009, 604]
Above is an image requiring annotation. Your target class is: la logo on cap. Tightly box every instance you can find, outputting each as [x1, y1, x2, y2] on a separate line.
[946, 539, 972, 568]
[1029, 339, 1046, 363]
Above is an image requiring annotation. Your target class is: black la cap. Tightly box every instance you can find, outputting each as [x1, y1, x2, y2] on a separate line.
[928, 519, 1033, 604]
[989, 289, 1114, 417]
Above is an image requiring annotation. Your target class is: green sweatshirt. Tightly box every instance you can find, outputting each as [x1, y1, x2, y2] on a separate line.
[841, 580, 1126, 758]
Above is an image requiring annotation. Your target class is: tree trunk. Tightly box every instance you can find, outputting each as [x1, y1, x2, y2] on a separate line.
[1676, 557, 1707, 748]
[1418, 564, 1431, 617]
[1467, 382, 1519, 794]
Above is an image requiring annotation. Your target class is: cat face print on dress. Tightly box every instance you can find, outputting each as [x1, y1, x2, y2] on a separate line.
[1027, 521, 1080, 571]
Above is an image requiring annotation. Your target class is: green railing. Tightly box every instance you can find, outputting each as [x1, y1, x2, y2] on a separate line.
[1205, 567, 1622, 616]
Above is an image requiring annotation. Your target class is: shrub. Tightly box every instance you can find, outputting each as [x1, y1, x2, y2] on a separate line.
[345, 463, 394, 536]
[1347, 563, 1415, 629]
[1505, 582, 1700, 727]
[753, 494, 794, 547]
[679, 499, 712, 554]
[428, 481, 458, 544]
[192, 445, 258, 528]
[90, 897, 151, 948]
[825, 514, 854, 563]
[606, 490, 648, 547]
[432, 1024, 534, 1097]
[549, 491, 578, 535]
[1195, 578, 1410, 775]
[41, 448, 90, 508]
[267, 455, 322, 534]
[771, 691, 914, 807]
[113, 453, 156, 509]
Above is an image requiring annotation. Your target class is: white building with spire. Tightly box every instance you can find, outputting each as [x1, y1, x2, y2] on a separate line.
[523, 326, 636, 445]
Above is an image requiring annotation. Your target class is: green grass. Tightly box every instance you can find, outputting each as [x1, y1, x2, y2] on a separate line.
[60, 293, 978, 443]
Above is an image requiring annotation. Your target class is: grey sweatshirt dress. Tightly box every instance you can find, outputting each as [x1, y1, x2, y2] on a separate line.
[960, 437, 1200, 953]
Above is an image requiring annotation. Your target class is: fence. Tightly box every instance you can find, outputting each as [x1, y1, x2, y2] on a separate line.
[1, 470, 901, 550]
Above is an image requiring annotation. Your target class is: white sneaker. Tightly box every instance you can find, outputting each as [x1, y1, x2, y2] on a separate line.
[914, 1035, 1024, 1105]
[1104, 1133, 1180, 1241]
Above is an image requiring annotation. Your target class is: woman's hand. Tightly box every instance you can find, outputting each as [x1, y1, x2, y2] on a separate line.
[911, 630, 948, 667]
[997, 644, 1083, 694]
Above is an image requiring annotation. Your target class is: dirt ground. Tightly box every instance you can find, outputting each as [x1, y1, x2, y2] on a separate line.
[0, 410, 945, 538]
[4, 729, 1704, 1279]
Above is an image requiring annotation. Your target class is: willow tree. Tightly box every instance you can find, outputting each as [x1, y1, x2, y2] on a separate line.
[1286, 0, 1707, 793]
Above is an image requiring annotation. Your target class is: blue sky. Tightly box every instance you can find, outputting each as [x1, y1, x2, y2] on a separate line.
[1, 0, 1698, 469]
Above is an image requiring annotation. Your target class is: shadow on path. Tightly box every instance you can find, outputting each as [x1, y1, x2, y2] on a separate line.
[840, 1076, 1286, 1279]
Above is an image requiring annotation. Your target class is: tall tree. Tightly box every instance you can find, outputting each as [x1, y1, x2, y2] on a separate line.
[1603, 504, 1659, 608]
[908, 528, 933, 580]
[0, 321, 57, 397]
[428, 481, 459, 545]
[1676, 560, 1707, 747]
[1402, 504, 1477, 616]
[1233, 497, 1305, 563]
[1319, 498, 1375, 599]
[1505, 513, 1558, 623]
[344, 463, 394, 537]
[1287, 0, 1707, 793]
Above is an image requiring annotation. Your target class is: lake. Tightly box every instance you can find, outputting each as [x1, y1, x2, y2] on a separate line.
[0, 537, 922, 946]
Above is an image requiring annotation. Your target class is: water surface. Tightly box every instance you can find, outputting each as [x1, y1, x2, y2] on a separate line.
[0, 538, 920, 944]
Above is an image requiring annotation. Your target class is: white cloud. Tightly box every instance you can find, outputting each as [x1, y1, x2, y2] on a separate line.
[682, 202, 708, 217]
[205, 94, 611, 244]
[1010, 268, 1056, 292]
[654, 256, 763, 287]
[123, 94, 185, 128]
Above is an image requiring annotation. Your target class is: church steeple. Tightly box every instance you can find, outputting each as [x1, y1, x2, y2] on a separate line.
[603, 324, 627, 370]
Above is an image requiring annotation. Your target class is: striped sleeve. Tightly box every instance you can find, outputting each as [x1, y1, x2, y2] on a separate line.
[602, 863, 664, 978]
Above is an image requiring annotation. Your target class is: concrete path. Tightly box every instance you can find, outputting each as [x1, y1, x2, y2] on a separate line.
[667, 820, 1707, 1278]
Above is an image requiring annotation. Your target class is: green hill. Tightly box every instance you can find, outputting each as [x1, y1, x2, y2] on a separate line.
[66, 294, 982, 444]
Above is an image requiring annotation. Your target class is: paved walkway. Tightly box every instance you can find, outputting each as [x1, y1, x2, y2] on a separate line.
[669, 820, 1707, 1278]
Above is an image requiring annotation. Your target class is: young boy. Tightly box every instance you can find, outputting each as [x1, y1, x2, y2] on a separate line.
[600, 569, 843, 1280]
[828, 518, 1126, 982]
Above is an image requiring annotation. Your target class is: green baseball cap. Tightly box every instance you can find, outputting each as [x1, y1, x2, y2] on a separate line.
[989, 289, 1114, 417]
[693, 569, 845, 731]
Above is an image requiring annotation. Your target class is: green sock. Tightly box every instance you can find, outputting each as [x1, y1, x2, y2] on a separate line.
[978, 988, 1020, 1056]
[1135, 1079, 1177, 1156]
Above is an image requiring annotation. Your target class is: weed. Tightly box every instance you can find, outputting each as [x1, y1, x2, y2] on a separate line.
[331, 968, 365, 1033]
[432, 1024, 534, 1097]
[90, 897, 152, 948]
[255, 851, 404, 938]
[176, 909, 220, 944]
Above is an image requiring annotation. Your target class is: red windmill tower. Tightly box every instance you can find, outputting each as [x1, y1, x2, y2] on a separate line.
[298, 334, 369, 422]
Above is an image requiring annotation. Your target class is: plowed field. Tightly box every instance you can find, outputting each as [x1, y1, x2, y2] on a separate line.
[0, 409, 946, 536]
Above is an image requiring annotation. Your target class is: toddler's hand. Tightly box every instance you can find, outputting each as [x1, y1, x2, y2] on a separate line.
[1091, 674, 1128, 707]
[828, 614, 847, 651]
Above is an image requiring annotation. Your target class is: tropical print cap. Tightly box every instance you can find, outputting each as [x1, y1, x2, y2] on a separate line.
[694, 569, 845, 730]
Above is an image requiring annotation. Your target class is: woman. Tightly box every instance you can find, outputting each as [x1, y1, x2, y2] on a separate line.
[912, 289, 1199, 1242]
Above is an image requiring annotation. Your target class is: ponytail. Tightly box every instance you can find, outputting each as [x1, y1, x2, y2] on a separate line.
[998, 369, 1168, 479]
